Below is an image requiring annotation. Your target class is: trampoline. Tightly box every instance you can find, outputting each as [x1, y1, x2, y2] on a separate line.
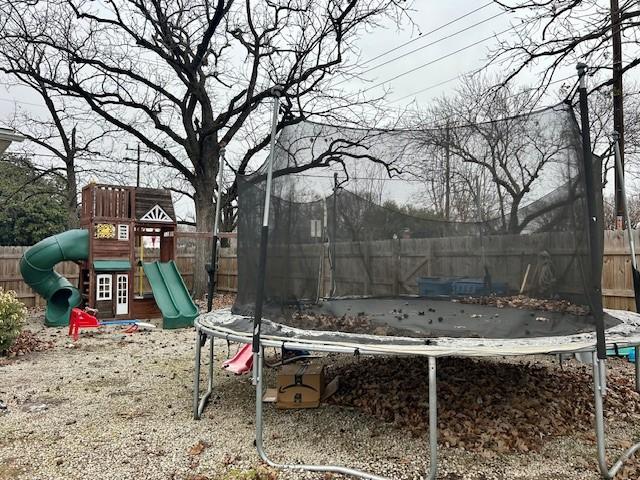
[194, 69, 640, 479]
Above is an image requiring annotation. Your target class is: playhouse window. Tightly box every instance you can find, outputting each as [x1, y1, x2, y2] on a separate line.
[117, 224, 129, 241]
[96, 274, 112, 301]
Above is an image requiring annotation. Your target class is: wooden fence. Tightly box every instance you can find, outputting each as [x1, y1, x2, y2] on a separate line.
[0, 242, 237, 308]
[1, 230, 639, 311]
[602, 229, 640, 311]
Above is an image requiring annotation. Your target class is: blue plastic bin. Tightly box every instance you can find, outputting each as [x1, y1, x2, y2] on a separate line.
[417, 277, 454, 297]
[451, 278, 507, 296]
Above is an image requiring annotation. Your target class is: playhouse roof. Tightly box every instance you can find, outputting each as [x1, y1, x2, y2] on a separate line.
[135, 187, 176, 223]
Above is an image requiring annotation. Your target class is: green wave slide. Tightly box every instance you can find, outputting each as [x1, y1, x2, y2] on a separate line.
[143, 260, 198, 329]
[20, 229, 89, 327]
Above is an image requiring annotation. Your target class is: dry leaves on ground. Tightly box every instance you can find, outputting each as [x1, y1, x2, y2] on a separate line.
[289, 311, 418, 337]
[5, 330, 53, 357]
[328, 356, 640, 455]
[460, 295, 589, 316]
[188, 440, 208, 456]
[196, 294, 236, 312]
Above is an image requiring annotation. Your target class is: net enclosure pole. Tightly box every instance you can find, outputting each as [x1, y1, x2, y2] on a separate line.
[206, 147, 226, 313]
[252, 87, 283, 373]
[331, 172, 338, 297]
[577, 63, 607, 360]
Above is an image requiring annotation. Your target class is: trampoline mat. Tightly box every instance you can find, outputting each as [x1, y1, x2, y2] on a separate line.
[243, 297, 620, 340]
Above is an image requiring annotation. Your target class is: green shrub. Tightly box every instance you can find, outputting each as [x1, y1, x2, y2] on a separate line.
[0, 289, 26, 353]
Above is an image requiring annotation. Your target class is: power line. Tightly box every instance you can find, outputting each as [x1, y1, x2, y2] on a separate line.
[0, 96, 46, 108]
[117, 2, 499, 79]
[336, 10, 507, 85]
[3, 3, 503, 101]
[9, 150, 158, 166]
[351, 2, 495, 71]
[389, 69, 483, 103]
[2, 4, 509, 115]
[391, 72, 575, 108]
[358, 26, 516, 96]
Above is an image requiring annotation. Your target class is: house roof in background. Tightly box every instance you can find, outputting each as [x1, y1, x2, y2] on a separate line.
[0, 128, 24, 155]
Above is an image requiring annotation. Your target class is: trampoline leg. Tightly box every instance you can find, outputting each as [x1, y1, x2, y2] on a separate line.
[428, 356, 438, 480]
[600, 356, 607, 397]
[592, 351, 640, 479]
[193, 330, 214, 420]
[255, 346, 433, 480]
[635, 346, 640, 393]
[193, 329, 202, 420]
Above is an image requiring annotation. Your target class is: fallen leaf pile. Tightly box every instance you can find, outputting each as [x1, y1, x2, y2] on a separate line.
[6, 330, 53, 357]
[460, 295, 590, 316]
[196, 293, 236, 311]
[328, 356, 640, 455]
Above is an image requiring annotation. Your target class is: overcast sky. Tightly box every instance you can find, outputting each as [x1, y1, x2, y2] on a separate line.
[0, 0, 637, 220]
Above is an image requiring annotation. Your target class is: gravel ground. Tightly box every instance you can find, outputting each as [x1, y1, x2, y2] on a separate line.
[2, 306, 640, 480]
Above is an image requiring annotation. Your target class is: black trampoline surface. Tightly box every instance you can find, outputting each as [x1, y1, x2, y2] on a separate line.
[234, 297, 619, 340]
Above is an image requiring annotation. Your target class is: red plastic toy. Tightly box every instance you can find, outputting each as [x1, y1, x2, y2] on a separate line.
[68, 308, 152, 341]
[68, 308, 100, 341]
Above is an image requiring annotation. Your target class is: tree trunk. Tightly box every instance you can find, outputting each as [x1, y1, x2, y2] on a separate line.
[65, 158, 79, 228]
[192, 177, 217, 300]
[508, 195, 522, 234]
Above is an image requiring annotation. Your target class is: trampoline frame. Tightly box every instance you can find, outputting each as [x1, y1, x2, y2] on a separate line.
[193, 318, 640, 480]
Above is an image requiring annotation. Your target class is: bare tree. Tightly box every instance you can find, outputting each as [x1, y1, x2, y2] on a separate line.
[567, 79, 640, 187]
[604, 194, 640, 229]
[412, 77, 581, 233]
[488, 0, 640, 91]
[0, 0, 408, 296]
[3, 85, 115, 228]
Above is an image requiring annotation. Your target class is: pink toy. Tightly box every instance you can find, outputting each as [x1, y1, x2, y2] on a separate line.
[223, 344, 254, 374]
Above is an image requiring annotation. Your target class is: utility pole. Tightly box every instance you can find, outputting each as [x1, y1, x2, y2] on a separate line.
[611, 0, 625, 228]
[124, 143, 142, 187]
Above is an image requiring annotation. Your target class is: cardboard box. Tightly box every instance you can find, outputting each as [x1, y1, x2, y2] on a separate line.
[263, 376, 340, 407]
[276, 362, 325, 409]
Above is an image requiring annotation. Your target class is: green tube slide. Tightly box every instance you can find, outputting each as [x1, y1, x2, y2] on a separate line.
[20, 229, 89, 327]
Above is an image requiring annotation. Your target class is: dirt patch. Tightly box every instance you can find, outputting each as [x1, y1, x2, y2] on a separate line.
[0, 457, 28, 480]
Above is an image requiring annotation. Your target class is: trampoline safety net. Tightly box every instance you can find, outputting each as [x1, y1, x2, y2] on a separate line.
[233, 103, 614, 340]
